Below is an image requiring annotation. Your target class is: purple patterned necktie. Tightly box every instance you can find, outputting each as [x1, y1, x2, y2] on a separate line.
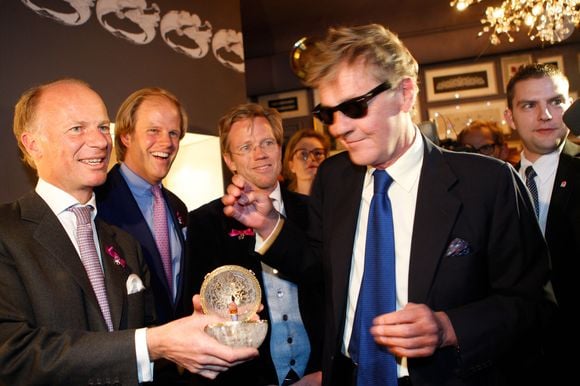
[151, 184, 172, 291]
[69, 205, 114, 331]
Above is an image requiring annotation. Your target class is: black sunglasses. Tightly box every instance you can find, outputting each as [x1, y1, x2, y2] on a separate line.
[312, 82, 392, 125]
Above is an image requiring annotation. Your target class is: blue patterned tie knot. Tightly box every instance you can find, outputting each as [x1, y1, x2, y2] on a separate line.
[373, 170, 391, 195]
[349, 169, 397, 386]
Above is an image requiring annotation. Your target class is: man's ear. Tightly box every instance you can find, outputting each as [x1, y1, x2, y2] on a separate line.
[20, 131, 41, 160]
[504, 108, 517, 132]
[120, 132, 131, 148]
[223, 152, 237, 173]
[400, 78, 416, 113]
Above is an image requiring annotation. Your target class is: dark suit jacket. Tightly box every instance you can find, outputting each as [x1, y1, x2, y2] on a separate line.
[266, 137, 554, 386]
[0, 191, 154, 385]
[96, 164, 189, 324]
[540, 140, 580, 383]
[186, 188, 323, 386]
[544, 140, 579, 316]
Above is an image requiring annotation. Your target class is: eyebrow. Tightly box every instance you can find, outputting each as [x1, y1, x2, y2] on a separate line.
[516, 94, 565, 106]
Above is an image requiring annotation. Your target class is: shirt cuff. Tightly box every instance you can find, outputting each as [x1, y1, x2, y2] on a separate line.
[254, 216, 285, 255]
[136, 328, 154, 383]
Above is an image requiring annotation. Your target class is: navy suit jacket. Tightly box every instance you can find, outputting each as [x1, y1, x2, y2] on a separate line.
[186, 188, 323, 385]
[95, 164, 189, 324]
[266, 137, 555, 386]
[0, 192, 154, 385]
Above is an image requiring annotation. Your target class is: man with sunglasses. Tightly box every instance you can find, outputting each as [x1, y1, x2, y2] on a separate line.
[185, 103, 323, 386]
[222, 24, 554, 386]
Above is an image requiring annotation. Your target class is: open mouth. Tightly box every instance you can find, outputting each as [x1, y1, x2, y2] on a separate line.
[80, 158, 106, 165]
[151, 151, 170, 159]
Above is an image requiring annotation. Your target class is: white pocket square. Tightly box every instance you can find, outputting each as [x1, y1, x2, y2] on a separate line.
[126, 273, 146, 295]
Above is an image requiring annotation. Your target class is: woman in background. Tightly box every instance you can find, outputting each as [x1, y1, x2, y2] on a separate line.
[283, 129, 330, 195]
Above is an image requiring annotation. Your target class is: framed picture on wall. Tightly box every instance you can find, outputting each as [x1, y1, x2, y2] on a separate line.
[537, 55, 565, 73]
[428, 98, 510, 139]
[500, 54, 532, 90]
[424, 62, 498, 102]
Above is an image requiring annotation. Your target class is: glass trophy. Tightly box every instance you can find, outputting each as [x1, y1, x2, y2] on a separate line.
[200, 265, 268, 348]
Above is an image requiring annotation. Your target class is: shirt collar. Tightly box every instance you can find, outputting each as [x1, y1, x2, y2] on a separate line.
[520, 141, 564, 181]
[35, 178, 97, 218]
[120, 162, 159, 196]
[365, 126, 424, 192]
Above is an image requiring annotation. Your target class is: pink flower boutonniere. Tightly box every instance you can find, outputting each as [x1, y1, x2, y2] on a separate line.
[176, 211, 185, 227]
[106, 245, 126, 268]
[228, 227, 255, 240]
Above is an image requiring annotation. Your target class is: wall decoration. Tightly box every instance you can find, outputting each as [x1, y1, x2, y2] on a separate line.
[19, 0, 244, 73]
[20, 0, 93, 26]
[428, 99, 510, 139]
[424, 62, 498, 102]
[500, 54, 532, 90]
[258, 90, 309, 119]
[537, 55, 565, 73]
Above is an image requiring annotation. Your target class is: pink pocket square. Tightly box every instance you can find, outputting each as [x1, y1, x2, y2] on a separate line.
[445, 238, 471, 257]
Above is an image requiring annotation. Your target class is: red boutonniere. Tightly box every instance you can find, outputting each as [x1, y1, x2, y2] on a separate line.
[175, 211, 185, 227]
[228, 228, 255, 240]
[106, 245, 126, 268]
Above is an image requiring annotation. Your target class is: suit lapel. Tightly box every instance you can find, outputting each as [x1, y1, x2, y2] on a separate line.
[329, 160, 366, 331]
[108, 166, 171, 297]
[163, 188, 186, 303]
[22, 193, 107, 329]
[546, 141, 580, 241]
[97, 219, 128, 330]
[408, 140, 461, 303]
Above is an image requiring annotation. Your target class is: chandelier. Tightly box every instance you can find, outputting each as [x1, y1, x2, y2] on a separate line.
[450, 0, 580, 45]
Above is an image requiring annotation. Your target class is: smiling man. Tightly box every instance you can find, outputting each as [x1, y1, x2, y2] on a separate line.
[95, 87, 191, 384]
[504, 63, 580, 385]
[0, 79, 258, 385]
[185, 103, 323, 386]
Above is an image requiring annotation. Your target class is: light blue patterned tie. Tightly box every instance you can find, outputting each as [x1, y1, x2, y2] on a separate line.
[525, 166, 539, 218]
[349, 170, 397, 386]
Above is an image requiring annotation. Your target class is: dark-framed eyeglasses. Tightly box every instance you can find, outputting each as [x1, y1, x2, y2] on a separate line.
[472, 143, 497, 156]
[312, 82, 392, 125]
[293, 148, 326, 162]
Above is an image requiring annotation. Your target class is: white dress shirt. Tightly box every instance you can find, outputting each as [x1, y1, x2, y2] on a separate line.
[342, 128, 424, 377]
[519, 143, 563, 235]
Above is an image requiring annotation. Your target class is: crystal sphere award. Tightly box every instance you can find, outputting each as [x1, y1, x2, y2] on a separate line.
[200, 265, 268, 348]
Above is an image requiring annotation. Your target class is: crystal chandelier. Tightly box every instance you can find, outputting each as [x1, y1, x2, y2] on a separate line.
[450, 0, 580, 45]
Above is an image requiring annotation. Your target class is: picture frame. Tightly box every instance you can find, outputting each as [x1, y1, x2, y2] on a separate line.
[500, 54, 532, 90]
[427, 98, 511, 140]
[424, 62, 498, 102]
[257, 89, 310, 119]
[536, 55, 565, 73]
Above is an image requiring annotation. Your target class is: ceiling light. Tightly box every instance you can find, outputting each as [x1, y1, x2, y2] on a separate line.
[451, 0, 580, 45]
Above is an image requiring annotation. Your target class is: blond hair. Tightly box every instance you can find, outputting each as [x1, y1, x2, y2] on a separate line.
[218, 103, 284, 154]
[115, 87, 188, 161]
[304, 24, 418, 89]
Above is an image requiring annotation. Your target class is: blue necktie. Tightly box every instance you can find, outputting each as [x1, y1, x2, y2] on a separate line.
[525, 166, 539, 218]
[349, 170, 397, 386]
